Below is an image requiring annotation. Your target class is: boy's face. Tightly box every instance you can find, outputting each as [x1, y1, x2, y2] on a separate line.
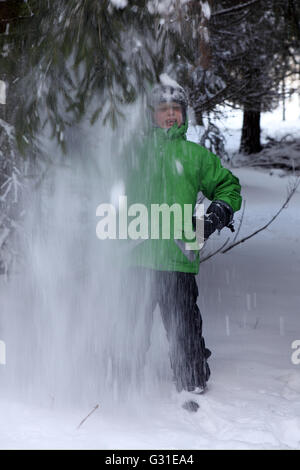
[154, 101, 183, 129]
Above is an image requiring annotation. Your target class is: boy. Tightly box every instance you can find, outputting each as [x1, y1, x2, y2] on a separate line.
[118, 81, 242, 403]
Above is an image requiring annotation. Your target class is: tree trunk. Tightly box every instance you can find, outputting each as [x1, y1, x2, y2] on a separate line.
[199, 0, 212, 70]
[193, 107, 204, 126]
[239, 106, 262, 154]
[282, 78, 286, 121]
[0, 81, 6, 121]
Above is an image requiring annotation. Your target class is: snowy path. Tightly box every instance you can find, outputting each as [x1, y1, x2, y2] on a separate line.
[0, 166, 300, 449]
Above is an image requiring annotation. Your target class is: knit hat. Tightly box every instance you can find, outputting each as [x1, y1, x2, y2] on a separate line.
[149, 74, 188, 125]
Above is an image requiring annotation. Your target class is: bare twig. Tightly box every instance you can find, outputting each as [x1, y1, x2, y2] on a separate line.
[232, 198, 246, 244]
[0, 16, 33, 22]
[199, 178, 299, 263]
[77, 404, 99, 430]
[200, 237, 231, 263]
[222, 178, 300, 254]
[199, 199, 245, 263]
[212, 0, 260, 17]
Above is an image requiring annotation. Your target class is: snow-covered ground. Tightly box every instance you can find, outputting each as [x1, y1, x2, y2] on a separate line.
[0, 100, 300, 450]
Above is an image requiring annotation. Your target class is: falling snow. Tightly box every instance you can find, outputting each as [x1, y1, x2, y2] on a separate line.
[109, 0, 128, 9]
[0, 98, 300, 449]
[201, 1, 211, 20]
[0, 80, 6, 105]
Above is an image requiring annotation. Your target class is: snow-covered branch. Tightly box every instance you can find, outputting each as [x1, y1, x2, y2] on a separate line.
[0, 118, 14, 140]
[212, 0, 261, 17]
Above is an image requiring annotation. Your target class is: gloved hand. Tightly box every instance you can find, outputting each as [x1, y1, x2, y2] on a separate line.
[204, 212, 221, 240]
[204, 200, 234, 241]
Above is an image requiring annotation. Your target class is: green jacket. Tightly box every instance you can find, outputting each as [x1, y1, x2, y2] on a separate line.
[122, 121, 242, 274]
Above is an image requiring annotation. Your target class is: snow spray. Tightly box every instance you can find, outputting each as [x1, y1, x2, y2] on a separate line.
[0, 99, 171, 411]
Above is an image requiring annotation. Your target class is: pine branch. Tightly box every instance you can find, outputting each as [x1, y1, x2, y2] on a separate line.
[212, 0, 261, 17]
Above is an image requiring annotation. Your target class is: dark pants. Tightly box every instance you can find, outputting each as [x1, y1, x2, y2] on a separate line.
[117, 267, 211, 392]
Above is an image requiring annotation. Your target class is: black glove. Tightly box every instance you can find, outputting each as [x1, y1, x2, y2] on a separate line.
[204, 200, 234, 241]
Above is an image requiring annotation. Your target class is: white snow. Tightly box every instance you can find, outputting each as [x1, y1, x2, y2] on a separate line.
[0, 80, 6, 105]
[109, 0, 128, 9]
[0, 340, 5, 365]
[148, 0, 174, 16]
[1, 163, 299, 450]
[0, 93, 300, 450]
[175, 160, 183, 174]
[147, 0, 192, 16]
[0, 118, 13, 139]
[110, 180, 126, 209]
[202, 26, 209, 43]
[156, 73, 187, 104]
[201, 1, 211, 20]
[159, 73, 181, 90]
